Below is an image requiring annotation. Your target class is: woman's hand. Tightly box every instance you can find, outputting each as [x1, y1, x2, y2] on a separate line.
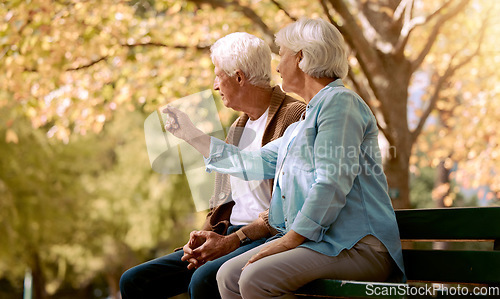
[162, 106, 197, 141]
[162, 106, 211, 157]
[243, 230, 306, 270]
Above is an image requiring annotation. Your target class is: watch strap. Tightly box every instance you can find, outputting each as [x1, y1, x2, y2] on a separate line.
[235, 229, 251, 245]
[235, 229, 247, 242]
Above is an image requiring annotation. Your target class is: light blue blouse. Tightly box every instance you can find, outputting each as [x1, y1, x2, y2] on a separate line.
[204, 80, 405, 280]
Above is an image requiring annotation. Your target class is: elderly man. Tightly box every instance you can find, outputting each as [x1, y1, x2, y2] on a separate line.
[119, 32, 305, 299]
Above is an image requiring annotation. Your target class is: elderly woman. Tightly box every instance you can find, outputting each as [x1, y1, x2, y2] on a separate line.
[166, 18, 405, 298]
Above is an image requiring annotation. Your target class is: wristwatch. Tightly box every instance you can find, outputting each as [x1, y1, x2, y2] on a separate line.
[235, 229, 252, 246]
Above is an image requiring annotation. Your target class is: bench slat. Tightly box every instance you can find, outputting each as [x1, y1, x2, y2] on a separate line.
[395, 207, 500, 240]
[403, 249, 500, 284]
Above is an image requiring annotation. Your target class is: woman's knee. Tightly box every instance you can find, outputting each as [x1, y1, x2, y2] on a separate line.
[216, 260, 232, 288]
[238, 263, 273, 297]
[216, 257, 242, 292]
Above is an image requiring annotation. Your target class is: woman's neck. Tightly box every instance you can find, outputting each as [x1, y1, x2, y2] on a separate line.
[299, 77, 337, 103]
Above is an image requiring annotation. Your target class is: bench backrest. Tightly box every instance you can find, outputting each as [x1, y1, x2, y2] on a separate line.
[395, 207, 500, 284]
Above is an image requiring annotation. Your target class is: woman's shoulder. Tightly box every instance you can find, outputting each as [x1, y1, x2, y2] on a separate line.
[321, 87, 370, 111]
[316, 87, 376, 125]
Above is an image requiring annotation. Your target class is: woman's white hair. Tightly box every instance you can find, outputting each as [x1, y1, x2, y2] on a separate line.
[210, 32, 272, 87]
[275, 18, 348, 79]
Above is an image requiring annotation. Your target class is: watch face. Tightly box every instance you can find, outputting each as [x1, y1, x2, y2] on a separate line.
[241, 237, 252, 246]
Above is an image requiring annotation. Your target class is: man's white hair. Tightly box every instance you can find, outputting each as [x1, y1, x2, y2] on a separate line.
[275, 18, 348, 79]
[210, 32, 272, 87]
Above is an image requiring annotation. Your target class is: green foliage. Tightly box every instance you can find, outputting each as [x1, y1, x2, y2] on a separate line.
[410, 167, 478, 209]
[410, 167, 435, 209]
[0, 106, 198, 296]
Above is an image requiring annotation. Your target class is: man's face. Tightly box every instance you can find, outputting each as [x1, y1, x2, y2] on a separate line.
[213, 63, 244, 111]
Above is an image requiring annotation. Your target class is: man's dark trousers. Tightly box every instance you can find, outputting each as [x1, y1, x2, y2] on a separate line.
[119, 225, 265, 299]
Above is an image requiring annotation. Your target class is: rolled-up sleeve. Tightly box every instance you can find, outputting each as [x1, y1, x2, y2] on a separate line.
[291, 211, 329, 242]
[204, 136, 282, 181]
[204, 137, 226, 165]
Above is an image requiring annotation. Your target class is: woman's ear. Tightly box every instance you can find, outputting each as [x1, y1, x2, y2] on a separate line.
[296, 50, 303, 64]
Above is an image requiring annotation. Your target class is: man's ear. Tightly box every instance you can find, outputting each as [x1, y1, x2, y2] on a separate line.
[235, 70, 246, 86]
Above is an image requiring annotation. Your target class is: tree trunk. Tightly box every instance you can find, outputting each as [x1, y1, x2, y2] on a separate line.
[106, 272, 120, 299]
[385, 155, 411, 209]
[381, 67, 413, 210]
[433, 160, 452, 207]
[31, 252, 46, 299]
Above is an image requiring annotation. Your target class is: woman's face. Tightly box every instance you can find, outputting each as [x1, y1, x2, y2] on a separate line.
[277, 47, 303, 94]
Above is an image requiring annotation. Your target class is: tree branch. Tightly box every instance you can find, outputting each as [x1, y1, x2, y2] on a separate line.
[22, 41, 210, 73]
[191, 0, 278, 52]
[410, 10, 488, 143]
[395, 0, 454, 55]
[65, 42, 209, 72]
[411, 0, 470, 72]
[66, 56, 109, 71]
[270, 0, 297, 21]
[319, 0, 335, 24]
[122, 42, 210, 52]
[326, 0, 378, 62]
[318, 0, 350, 40]
[320, 0, 390, 122]
[326, 0, 389, 106]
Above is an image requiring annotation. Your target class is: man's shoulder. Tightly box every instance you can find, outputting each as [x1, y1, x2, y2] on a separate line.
[281, 95, 306, 117]
[284, 97, 306, 108]
[271, 86, 305, 108]
[281, 92, 306, 108]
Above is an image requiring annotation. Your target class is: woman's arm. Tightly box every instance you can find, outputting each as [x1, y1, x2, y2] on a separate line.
[164, 105, 282, 181]
[204, 137, 282, 181]
[243, 229, 306, 269]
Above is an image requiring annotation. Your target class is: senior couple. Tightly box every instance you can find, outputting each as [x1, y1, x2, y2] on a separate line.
[120, 18, 406, 299]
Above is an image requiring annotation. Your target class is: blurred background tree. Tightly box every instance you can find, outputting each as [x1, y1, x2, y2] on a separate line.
[1, 0, 499, 297]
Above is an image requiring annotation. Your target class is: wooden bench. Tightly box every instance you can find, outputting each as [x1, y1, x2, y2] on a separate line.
[295, 207, 500, 298]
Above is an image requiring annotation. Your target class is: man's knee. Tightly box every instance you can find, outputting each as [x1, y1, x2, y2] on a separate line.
[188, 263, 217, 294]
[120, 267, 139, 296]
